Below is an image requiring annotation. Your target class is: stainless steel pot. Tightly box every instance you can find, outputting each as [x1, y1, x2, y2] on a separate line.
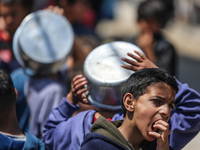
[83, 41, 145, 110]
[13, 10, 74, 76]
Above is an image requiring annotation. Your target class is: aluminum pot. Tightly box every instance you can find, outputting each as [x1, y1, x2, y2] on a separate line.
[83, 41, 145, 110]
[13, 10, 74, 76]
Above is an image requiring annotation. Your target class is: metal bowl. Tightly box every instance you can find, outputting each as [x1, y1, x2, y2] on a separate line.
[13, 10, 74, 75]
[83, 41, 145, 110]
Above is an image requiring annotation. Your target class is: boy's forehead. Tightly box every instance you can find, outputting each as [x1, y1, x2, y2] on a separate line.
[143, 82, 176, 103]
[146, 82, 176, 95]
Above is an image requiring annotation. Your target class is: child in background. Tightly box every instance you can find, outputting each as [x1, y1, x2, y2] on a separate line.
[0, 0, 33, 73]
[133, 0, 177, 75]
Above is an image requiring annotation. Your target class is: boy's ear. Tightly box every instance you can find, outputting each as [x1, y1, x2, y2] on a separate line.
[123, 93, 135, 113]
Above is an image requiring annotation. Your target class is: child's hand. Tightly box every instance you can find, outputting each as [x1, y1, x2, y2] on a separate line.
[136, 30, 154, 49]
[149, 120, 171, 150]
[121, 50, 158, 71]
[66, 74, 89, 105]
[136, 31, 157, 62]
[45, 5, 64, 15]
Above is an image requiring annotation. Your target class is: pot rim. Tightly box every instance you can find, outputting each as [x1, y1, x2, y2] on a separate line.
[86, 91, 122, 110]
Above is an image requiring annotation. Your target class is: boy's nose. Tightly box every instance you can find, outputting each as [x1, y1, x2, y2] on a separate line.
[159, 104, 171, 119]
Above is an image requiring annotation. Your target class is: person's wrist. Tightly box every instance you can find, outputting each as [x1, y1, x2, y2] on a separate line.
[66, 91, 77, 105]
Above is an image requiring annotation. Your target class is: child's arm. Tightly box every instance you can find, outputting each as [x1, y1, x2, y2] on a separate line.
[42, 74, 89, 148]
[169, 79, 200, 149]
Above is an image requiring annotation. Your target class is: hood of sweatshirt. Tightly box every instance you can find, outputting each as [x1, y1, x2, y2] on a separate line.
[91, 116, 134, 149]
[90, 116, 151, 150]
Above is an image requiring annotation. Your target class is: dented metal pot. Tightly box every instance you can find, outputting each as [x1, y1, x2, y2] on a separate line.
[83, 41, 145, 110]
[13, 10, 74, 76]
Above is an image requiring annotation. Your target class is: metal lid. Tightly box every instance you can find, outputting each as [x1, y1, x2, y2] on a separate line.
[13, 10, 74, 73]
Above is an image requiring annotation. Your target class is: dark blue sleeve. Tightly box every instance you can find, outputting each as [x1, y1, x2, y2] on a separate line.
[169, 79, 200, 149]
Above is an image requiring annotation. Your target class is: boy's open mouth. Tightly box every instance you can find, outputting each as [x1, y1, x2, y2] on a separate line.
[151, 122, 160, 133]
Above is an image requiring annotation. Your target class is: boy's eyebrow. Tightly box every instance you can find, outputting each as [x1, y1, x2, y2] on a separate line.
[153, 96, 165, 100]
[153, 96, 175, 104]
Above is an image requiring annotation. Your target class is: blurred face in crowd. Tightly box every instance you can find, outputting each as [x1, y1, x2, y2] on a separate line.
[138, 18, 160, 34]
[59, 0, 88, 24]
[0, 2, 29, 37]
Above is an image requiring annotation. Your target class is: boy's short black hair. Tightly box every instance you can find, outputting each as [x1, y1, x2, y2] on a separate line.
[137, 0, 167, 27]
[0, 0, 33, 10]
[121, 68, 178, 116]
[0, 70, 16, 108]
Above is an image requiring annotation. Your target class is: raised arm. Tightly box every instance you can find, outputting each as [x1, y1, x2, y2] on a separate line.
[169, 79, 200, 150]
[42, 74, 89, 148]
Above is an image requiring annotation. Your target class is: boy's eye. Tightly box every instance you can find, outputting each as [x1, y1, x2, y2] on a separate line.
[153, 99, 162, 105]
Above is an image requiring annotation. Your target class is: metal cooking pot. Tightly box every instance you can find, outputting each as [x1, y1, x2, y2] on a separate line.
[13, 10, 74, 76]
[83, 41, 145, 110]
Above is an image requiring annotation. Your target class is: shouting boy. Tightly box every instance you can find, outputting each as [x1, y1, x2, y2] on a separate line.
[81, 68, 178, 150]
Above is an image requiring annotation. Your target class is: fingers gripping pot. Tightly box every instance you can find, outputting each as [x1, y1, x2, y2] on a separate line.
[83, 41, 145, 110]
[13, 10, 74, 76]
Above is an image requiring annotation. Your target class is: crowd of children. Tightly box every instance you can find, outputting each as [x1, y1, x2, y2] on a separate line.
[1, 0, 200, 150]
